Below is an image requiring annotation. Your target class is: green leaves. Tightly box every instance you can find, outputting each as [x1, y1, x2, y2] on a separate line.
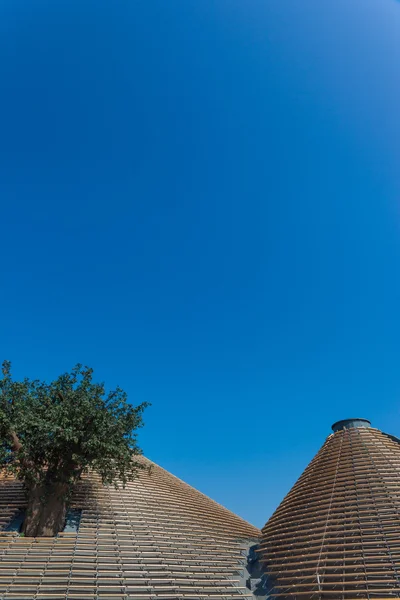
[0, 362, 149, 490]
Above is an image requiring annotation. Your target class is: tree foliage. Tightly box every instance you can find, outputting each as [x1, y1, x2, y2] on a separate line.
[0, 361, 149, 493]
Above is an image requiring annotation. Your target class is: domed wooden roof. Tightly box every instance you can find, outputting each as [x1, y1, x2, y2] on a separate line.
[260, 421, 400, 599]
[0, 456, 260, 599]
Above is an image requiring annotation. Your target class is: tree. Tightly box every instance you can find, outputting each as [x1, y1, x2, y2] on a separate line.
[0, 362, 149, 537]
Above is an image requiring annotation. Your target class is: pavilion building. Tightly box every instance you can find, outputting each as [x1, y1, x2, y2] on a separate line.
[0, 457, 260, 599]
[260, 418, 400, 599]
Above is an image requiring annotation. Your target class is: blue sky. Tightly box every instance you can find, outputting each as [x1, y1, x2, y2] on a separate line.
[0, 0, 399, 527]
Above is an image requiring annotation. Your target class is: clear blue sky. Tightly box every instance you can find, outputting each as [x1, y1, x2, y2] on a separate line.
[0, 0, 399, 528]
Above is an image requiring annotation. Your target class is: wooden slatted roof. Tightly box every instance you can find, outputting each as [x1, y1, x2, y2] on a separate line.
[0, 456, 260, 599]
[260, 424, 400, 599]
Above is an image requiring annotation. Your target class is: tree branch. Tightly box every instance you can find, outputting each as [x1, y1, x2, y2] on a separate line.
[10, 431, 23, 453]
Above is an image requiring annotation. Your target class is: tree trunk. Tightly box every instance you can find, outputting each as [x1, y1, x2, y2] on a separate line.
[22, 482, 68, 537]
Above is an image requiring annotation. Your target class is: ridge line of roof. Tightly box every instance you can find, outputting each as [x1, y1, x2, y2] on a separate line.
[142, 456, 260, 535]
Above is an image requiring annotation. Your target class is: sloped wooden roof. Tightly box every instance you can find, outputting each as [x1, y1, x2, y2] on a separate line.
[260, 426, 400, 599]
[0, 456, 259, 599]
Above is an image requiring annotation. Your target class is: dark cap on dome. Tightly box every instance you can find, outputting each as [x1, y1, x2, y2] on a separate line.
[331, 418, 371, 432]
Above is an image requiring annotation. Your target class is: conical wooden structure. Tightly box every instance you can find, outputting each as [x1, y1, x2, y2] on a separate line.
[260, 419, 400, 599]
[0, 456, 260, 599]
